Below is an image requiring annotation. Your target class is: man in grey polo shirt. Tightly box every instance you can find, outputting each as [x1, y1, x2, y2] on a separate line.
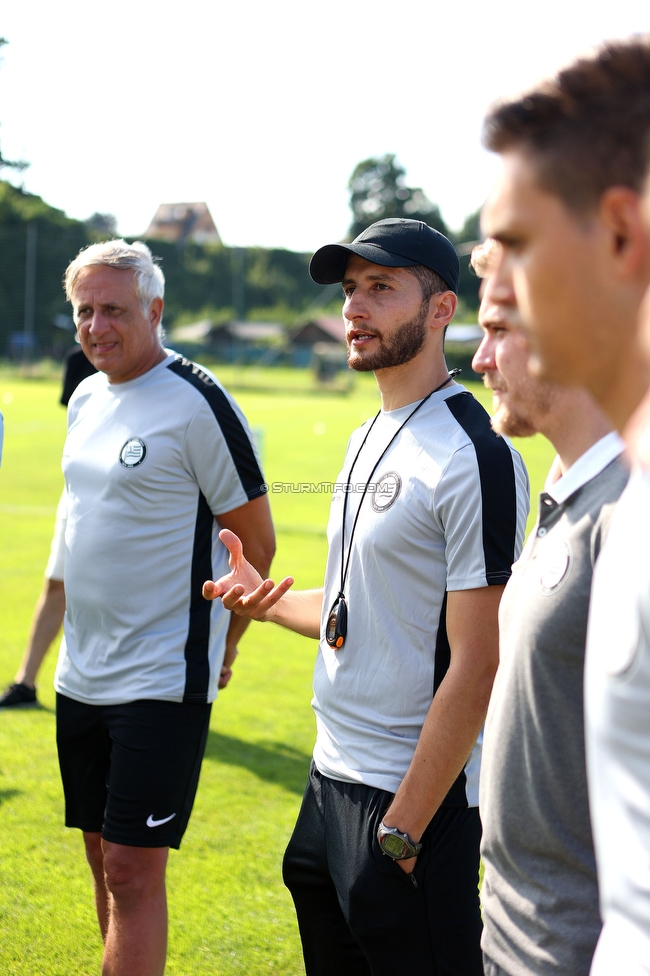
[471, 240, 629, 976]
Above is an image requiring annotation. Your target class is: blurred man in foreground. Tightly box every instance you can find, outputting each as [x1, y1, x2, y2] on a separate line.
[56, 240, 274, 976]
[471, 240, 627, 976]
[204, 218, 529, 975]
[480, 36, 650, 974]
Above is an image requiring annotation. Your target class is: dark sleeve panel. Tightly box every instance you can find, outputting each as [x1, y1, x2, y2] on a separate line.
[168, 357, 266, 501]
[433, 592, 468, 807]
[444, 392, 517, 584]
[183, 491, 213, 704]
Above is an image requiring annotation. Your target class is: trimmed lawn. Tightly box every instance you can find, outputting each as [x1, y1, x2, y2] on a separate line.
[0, 367, 554, 974]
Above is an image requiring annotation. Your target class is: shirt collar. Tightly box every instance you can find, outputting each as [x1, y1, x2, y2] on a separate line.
[544, 431, 625, 505]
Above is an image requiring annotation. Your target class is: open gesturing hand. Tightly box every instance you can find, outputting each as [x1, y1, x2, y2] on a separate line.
[202, 529, 294, 622]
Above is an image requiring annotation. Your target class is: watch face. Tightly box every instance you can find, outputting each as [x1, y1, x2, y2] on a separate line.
[381, 832, 408, 859]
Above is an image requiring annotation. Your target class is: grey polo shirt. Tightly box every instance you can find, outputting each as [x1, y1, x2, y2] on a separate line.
[480, 433, 628, 976]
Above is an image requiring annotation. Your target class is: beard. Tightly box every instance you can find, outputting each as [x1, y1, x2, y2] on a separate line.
[486, 374, 556, 438]
[347, 302, 429, 372]
[491, 403, 538, 438]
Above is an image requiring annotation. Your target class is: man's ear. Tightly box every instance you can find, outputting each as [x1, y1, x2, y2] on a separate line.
[599, 187, 649, 280]
[430, 291, 458, 330]
[149, 297, 164, 330]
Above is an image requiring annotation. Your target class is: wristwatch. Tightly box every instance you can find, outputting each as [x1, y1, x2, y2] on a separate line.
[377, 821, 423, 860]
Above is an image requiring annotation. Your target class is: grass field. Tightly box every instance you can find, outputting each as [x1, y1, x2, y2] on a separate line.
[0, 366, 554, 975]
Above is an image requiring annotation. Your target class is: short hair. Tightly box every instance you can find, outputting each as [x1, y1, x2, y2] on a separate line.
[65, 240, 165, 317]
[483, 35, 650, 213]
[470, 239, 499, 279]
[406, 264, 451, 303]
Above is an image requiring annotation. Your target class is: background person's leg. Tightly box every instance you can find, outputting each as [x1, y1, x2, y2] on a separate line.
[16, 577, 65, 688]
[83, 831, 110, 940]
[0, 577, 65, 706]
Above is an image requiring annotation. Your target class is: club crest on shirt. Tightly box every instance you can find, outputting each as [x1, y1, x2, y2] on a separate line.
[539, 539, 573, 594]
[371, 471, 402, 512]
[119, 437, 147, 468]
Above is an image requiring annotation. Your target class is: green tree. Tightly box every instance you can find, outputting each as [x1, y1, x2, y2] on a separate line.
[457, 209, 481, 248]
[454, 208, 482, 312]
[84, 212, 118, 241]
[347, 154, 449, 240]
[0, 181, 89, 356]
[146, 239, 323, 326]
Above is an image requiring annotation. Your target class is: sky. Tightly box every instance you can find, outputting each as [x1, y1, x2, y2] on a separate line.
[2, 0, 649, 252]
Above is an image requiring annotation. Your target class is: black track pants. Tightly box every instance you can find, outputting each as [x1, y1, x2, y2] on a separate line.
[283, 763, 484, 976]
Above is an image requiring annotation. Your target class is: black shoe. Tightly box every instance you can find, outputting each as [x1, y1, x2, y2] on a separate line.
[0, 682, 38, 708]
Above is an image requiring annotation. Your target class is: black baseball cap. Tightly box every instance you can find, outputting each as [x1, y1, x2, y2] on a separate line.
[309, 218, 460, 294]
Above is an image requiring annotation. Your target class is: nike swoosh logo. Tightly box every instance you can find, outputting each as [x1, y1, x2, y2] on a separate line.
[146, 813, 177, 828]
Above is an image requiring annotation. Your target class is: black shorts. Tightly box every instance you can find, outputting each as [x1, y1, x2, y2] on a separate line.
[56, 694, 211, 849]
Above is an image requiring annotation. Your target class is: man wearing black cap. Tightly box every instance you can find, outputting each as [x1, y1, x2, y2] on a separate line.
[204, 218, 529, 975]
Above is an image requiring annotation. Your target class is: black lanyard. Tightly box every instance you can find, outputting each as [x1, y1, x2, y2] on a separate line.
[325, 370, 460, 649]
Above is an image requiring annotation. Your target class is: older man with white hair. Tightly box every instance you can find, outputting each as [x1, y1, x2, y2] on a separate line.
[55, 240, 275, 976]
